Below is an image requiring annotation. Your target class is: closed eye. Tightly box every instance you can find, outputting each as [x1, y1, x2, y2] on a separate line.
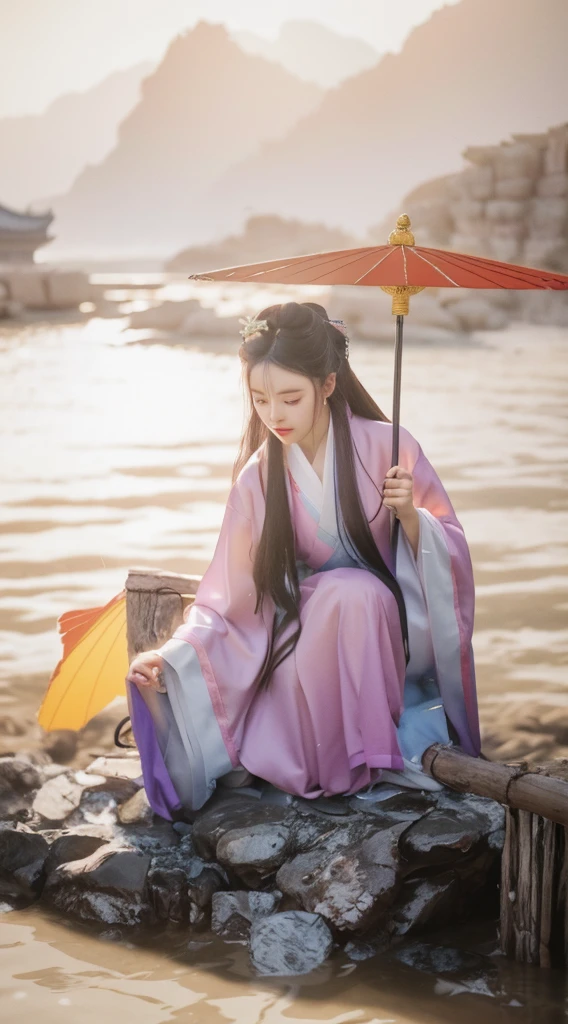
[285, 399, 300, 405]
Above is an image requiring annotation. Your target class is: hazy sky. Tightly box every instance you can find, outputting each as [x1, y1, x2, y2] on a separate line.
[0, 0, 460, 118]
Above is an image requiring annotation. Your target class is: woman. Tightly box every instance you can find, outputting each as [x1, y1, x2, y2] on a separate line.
[126, 301, 480, 819]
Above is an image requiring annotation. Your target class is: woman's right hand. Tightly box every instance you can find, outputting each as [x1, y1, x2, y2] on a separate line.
[125, 651, 166, 692]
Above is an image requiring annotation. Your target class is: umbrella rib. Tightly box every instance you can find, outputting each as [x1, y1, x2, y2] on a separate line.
[234, 247, 382, 281]
[44, 599, 126, 728]
[82, 610, 130, 725]
[353, 247, 397, 285]
[422, 247, 558, 289]
[408, 248, 460, 286]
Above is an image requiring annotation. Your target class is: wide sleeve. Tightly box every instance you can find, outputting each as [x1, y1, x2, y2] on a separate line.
[397, 431, 481, 756]
[159, 475, 272, 757]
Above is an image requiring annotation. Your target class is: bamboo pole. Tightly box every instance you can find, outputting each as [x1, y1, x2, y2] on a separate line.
[423, 744, 568, 828]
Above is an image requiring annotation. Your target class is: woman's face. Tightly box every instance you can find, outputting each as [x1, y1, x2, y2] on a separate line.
[249, 361, 334, 446]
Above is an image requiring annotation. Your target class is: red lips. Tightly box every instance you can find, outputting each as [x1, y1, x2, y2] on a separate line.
[274, 428, 293, 436]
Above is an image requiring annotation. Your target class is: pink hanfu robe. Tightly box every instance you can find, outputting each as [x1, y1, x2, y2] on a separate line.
[128, 412, 481, 819]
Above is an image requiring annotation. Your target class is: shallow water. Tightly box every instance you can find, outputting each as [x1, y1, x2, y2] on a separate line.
[1, 907, 567, 1023]
[0, 285, 567, 1020]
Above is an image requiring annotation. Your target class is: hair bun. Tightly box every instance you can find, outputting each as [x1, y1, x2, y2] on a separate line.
[277, 301, 315, 334]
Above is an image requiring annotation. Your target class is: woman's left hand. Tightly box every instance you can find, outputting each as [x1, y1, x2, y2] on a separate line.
[382, 465, 415, 520]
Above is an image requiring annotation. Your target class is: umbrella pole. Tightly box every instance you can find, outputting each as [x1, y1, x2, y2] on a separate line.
[389, 314, 404, 564]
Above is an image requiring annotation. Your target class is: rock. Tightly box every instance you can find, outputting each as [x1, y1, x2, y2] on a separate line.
[148, 866, 190, 923]
[43, 834, 108, 877]
[276, 822, 406, 932]
[249, 911, 333, 975]
[393, 941, 502, 999]
[41, 730, 78, 764]
[118, 788, 153, 826]
[0, 829, 49, 903]
[65, 787, 119, 828]
[32, 773, 84, 822]
[83, 756, 143, 781]
[216, 822, 293, 885]
[0, 715, 26, 738]
[44, 843, 152, 926]
[0, 756, 43, 795]
[400, 808, 489, 867]
[188, 865, 226, 914]
[343, 938, 381, 961]
[192, 797, 294, 860]
[349, 789, 432, 825]
[390, 876, 457, 936]
[172, 821, 193, 838]
[0, 756, 43, 818]
[394, 940, 489, 975]
[211, 890, 281, 940]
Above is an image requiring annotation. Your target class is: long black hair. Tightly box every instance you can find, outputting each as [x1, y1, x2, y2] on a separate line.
[235, 300, 410, 691]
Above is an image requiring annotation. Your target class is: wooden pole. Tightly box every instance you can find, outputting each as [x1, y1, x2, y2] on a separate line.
[423, 743, 568, 966]
[423, 743, 568, 828]
[125, 566, 200, 660]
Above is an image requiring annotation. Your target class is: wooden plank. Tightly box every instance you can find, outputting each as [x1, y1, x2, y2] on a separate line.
[500, 807, 517, 957]
[539, 817, 557, 967]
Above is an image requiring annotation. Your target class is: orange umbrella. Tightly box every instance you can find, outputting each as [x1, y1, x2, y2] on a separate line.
[189, 214, 568, 554]
[38, 590, 128, 732]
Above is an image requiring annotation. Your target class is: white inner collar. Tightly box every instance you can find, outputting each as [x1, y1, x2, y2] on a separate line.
[286, 415, 335, 516]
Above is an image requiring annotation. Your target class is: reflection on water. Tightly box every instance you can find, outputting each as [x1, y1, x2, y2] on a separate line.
[1, 907, 566, 1023]
[0, 288, 567, 1020]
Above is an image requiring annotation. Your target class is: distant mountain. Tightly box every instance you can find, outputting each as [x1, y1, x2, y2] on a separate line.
[204, 0, 568, 240]
[0, 63, 152, 211]
[166, 213, 360, 272]
[233, 20, 381, 89]
[45, 22, 323, 260]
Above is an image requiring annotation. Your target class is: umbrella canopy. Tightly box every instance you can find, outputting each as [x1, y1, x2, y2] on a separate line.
[189, 221, 568, 292]
[38, 590, 128, 732]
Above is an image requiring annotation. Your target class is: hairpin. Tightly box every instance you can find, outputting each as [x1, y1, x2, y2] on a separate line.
[238, 315, 270, 340]
[327, 318, 350, 359]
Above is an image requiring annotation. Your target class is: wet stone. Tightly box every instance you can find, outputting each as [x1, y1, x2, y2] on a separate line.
[276, 822, 406, 932]
[344, 938, 381, 961]
[399, 808, 488, 866]
[43, 833, 108, 878]
[249, 911, 333, 975]
[44, 842, 153, 926]
[148, 866, 189, 923]
[390, 875, 457, 937]
[192, 798, 294, 860]
[0, 829, 49, 904]
[211, 890, 281, 940]
[392, 940, 502, 998]
[216, 823, 293, 885]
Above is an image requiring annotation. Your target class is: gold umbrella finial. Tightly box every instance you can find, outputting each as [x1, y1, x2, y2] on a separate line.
[381, 214, 423, 315]
[388, 213, 416, 246]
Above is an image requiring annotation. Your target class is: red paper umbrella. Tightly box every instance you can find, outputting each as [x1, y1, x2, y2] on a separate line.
[190, 215, 568, 554]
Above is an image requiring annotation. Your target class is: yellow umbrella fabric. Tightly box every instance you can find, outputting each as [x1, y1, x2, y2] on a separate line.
[38, 590, 128, 732]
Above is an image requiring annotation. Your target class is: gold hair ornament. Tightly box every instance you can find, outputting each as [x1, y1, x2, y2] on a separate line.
[238, 315, 270, 340]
